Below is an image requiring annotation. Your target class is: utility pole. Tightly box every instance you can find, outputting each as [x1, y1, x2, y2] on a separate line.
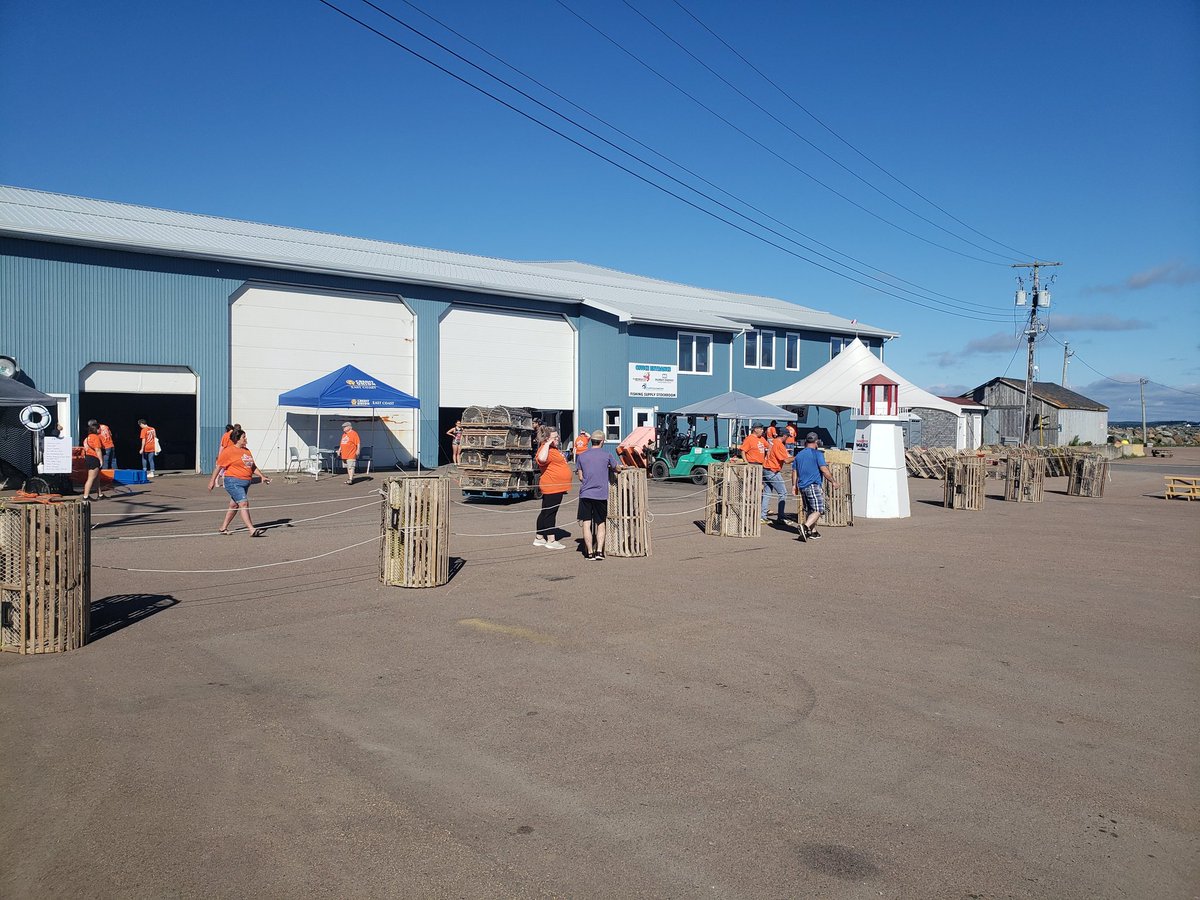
[1139, 378, 1148, 445]
[1061, 341, 1074, 386]
[1013, 261, 1062, 444]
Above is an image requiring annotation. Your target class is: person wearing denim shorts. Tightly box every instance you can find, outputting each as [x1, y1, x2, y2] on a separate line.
[793, 432, 838, 541]
[208, 427, 271, 537]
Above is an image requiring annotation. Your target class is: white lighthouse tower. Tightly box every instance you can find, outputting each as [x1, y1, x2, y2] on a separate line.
[850, 375, 911, 519]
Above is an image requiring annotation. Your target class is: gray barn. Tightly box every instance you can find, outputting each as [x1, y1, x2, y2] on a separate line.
[970, 378, 1109, 446]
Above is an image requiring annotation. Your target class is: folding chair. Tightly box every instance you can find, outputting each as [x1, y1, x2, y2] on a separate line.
[358, 446, 373, 475]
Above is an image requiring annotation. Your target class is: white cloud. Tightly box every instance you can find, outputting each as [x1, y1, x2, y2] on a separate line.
[1076, 377, 1200, 421]
[1085, 260, 1200, 294]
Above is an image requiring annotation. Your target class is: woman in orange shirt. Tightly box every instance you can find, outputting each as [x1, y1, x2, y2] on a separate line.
[82, 422, 106, 501]
[534, 427, 572, 549]
[208, 427, 271, 537]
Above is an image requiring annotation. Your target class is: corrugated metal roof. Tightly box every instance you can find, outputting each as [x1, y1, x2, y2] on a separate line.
[987, 378, 1109, 411]
[0, 185, 896, 338]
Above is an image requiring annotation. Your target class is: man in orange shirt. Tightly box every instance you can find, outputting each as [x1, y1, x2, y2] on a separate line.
[573, 430, 591, 460]
[739, 423, 767, 464]
[761, 430, 791, 524]
[339, 421, 361, 485]
[138, 418, 157, 479]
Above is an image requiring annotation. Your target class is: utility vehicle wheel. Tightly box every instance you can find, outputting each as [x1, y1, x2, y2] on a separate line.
[649, 459, 671, 481]
[690, 466, 709, 486]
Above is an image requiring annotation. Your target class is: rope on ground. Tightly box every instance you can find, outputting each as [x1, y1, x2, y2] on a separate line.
[91, 491, 380, 520]
[94, 535, 383, 574]
[94, 500, 381, 540]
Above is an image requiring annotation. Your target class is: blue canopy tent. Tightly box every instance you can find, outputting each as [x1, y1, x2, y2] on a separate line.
[277, 365, 420, 471]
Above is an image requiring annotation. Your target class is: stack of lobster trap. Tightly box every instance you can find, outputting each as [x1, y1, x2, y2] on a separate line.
[457, 405, 537, 499]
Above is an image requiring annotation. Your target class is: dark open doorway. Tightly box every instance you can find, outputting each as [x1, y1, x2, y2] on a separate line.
[78, 392, 197, 471]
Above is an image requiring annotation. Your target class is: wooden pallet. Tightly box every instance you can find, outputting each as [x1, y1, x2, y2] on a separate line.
[605, 468, 651, 557]
[381, 475, 450, 588]
[0, 498, 91, 654]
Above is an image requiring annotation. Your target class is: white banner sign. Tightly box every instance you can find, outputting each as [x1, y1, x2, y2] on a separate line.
[40, 435, 74, 474]
[629, 363, 678, 398]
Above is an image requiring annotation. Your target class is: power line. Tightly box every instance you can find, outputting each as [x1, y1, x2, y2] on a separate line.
[1043, 331, 1200, 397]
[621, 0, 1020, 264]
[667, 0, 1041, 262]
[387, 0, 1005, 315]
[315, 0, 1012, 321]
[552, 0, 1011, 267]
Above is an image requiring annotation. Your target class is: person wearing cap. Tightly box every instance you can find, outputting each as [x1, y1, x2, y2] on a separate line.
[761, 427, 791, 525]
[339, 421, 361, 485]
[792, 432, 838, 541]
[739, 423, 767, 464]
[574, 428, 623, 560]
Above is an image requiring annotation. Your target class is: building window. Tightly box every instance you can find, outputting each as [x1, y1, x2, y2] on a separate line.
[603, 408, 622, 442]
[745, 329, 775, 368]
[678, 332, 712, 375]
[785, 333, 800, 370]
[831, 335, 854, 358]
[633, 407, 654, 429]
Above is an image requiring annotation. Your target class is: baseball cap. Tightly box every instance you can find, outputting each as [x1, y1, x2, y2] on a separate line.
[591, 429, 605, 442]
[805, 432, 819, 442]
[342, 421, 352, 428]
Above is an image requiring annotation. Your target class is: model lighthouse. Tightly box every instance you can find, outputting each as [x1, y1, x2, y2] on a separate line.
[850, 375, 911, 519]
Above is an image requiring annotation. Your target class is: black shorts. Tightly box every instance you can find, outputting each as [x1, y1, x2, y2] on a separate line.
[577, 497, 608, 524]
[85, 456, 101, 470]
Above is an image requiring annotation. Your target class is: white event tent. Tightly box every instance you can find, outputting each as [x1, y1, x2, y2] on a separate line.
[760, 338, 967, 445]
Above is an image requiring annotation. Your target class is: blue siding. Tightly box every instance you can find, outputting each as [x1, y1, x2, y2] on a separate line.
[2, 236, 892, 464]
[2, 238, 239, 469]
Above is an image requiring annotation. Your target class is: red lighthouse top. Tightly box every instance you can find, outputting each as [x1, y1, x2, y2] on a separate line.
[860, 375, 899, 416]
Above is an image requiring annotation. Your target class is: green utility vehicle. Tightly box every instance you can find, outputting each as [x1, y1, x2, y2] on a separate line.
[647, 413, 730, 484]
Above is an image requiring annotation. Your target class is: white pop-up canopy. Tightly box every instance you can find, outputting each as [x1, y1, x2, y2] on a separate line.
[760, 338, 963, 416]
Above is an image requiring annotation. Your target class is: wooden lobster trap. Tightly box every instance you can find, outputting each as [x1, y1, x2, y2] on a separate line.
[0, 498, 91, 654]
[822, 462, 853, 526]
[459, 427, 533, 451]
[381, 475, 450, 588]
[458, 449, 535, 473]
[704, 461, 763, 537]
[1004, 453, 1046, 502]
[944, 454, 986, 511]
[461, 405, 534, 430]
[1067, 454, 1108, 498]
[605, 468, 651, 557]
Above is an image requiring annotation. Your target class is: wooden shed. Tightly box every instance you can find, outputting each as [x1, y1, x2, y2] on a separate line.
[970, 378, 1109, 446]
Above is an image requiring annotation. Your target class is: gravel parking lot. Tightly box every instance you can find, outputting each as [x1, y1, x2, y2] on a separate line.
[1, 452, 1197, 898]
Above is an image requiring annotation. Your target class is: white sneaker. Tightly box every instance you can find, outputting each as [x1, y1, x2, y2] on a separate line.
[543, 540, 567, 550]
[532, 537, 547, 547]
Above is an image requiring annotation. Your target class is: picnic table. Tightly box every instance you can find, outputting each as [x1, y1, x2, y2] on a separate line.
[1164, 475, 1200, 500]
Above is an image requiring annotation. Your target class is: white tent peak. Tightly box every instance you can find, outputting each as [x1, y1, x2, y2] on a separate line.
[760, 338, 964, 416]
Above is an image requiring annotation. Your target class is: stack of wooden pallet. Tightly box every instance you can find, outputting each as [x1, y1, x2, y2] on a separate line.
[457, 405, 536, 494]
[905, 447, 954, 479]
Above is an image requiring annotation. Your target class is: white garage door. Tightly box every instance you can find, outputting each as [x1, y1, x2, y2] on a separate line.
[232, 285, 415, 471]
[439, 307, 574, 409]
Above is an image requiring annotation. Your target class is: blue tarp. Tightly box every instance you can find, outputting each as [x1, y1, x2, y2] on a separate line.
[277, 365, 419, 410]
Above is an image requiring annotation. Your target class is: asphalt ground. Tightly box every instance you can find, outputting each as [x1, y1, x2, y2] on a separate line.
[1, 452, 1197, 899]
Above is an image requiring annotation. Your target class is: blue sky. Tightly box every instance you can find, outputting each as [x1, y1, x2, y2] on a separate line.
[2, 0, 1197, 420]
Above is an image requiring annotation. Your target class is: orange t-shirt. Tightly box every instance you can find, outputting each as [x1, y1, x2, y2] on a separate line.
[339, 429, 360, 460]
[740, 434, 767, 464]
[220, 431, 233, 450]
[139, 425, 157, 453]
[83, 433, 104, 460]
[537, 444, 572, 495]
[573, 433, 590, 456]
[216, 443, 256, 480]
[784, 425, 797, 445]
[764, 438, 790, 472]
[766, 426, 777, 440]
[98, 424, 114, 449]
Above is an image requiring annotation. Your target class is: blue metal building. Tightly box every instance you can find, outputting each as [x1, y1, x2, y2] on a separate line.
[0, 186, 895, 471]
